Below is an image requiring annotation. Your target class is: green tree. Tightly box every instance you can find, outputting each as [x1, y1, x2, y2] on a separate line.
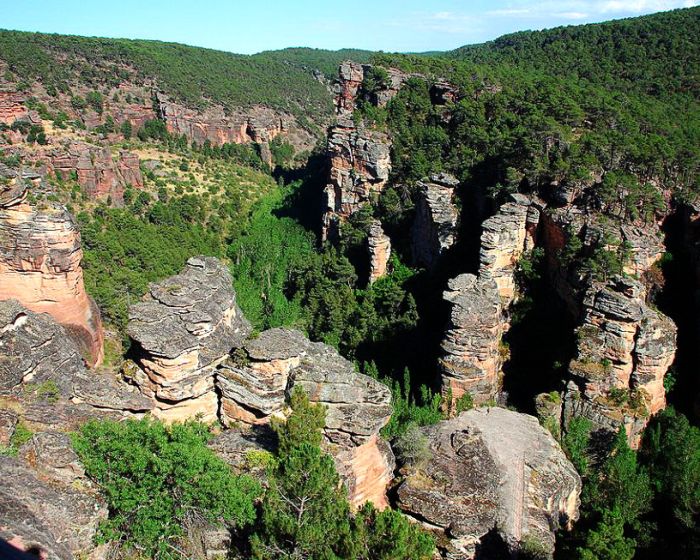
[72, 418, 260, 559]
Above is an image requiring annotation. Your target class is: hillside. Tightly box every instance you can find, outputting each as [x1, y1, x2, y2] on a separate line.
[449, 7, 700, 97]
[0, 6, 699, 560]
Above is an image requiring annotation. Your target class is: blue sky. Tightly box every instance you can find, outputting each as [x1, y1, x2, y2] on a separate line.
[3, 0, 698, 54]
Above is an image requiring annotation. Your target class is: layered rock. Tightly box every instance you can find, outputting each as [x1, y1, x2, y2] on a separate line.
[411, 173, 460, 269]
[333, 61, 411, 116]
[0, 91, 31, 125]
[396, 408, 581, 559]
[217, 326, 394, 508]
[367, 220, 391, 283]
[439, 195, 538, 404]
[0, 299, 152, 416]
[564, 276, 676, 446]
[0, 170, 104, 366]
[440, 274, 505, 404]
[41, 142, 143, 202]
[479, 194, 539, 300]
[322, 119, 391, 239]
[0, 447, 107, 559]
[128, 257, 250, 422]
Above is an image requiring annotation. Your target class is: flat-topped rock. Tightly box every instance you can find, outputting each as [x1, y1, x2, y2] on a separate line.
[396, 408, 581, 559]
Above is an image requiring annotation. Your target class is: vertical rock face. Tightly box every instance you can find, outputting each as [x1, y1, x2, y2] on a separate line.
[43, 143, 143, 203]
[0, 171, 104, 366]
[322, 119, 391, 239]
[216, 326, 395, 509]
[411, 173, 460, 269]
[439, 195, 537, 404]
[440, 274, 505, 404]
[396, 408, 581, 560]
[564, 277, 676, 446]
[127, 257, 251, 423]
[367, 220, 391, 283]
[479, 194, 539, 301]
[0, 91, 31, 124]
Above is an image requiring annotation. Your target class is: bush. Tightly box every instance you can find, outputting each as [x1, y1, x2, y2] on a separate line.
[394, 424, 432, 467]
[72, 418, 260, 559]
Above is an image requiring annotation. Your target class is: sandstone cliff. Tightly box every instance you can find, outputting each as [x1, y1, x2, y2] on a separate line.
[322, 118, 391, 240]
[411, 173, 460, 269]
[0, 168, 104, 366]
[367, 220, 391, 283]
[563, 276, 676, 446]
[396, 408, 581, 559]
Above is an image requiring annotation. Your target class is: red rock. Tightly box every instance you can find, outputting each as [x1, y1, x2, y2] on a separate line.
[0, 183, 104, 366]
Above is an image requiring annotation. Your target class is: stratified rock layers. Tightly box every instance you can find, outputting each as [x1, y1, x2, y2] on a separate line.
[564, 277, 676, 446]
[127, 256, 250, 422]
[396, 408, 581, 559]
[0, 171, 104, 366]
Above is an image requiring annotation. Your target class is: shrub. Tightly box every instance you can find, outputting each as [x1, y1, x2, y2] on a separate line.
[394, 424, 432, 467]
[72, 418, 260, 559]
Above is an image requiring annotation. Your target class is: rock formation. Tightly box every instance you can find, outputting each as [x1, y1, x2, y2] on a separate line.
[396, 408, 581, 559]
[440, 274, 505, 404]
[127, 256, 250, 423]
[479, 194, 539, 300]
[217, 326, 394, 508]
[40, 142, 143, 203]
[367, 220, 391, 283]
[0, 91, 33, 125]
[322, 119, 391, 239]
[564, 276, 676, 446]
[0, 168, 105, 366]
[439, 194, 537, 403]
[411, 173, 460, 268]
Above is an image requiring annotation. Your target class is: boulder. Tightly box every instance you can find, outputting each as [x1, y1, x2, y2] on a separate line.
[396, 408, 581, 559]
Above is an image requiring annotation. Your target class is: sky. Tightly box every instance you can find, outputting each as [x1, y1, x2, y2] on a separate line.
[2, 0, 698, 54]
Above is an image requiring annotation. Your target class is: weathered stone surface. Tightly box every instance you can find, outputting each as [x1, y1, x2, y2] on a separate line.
[0, 170, 104, 366]
[564, 276, 676, 446]
[208, 426, 276, 473]
[0, 91, 30, 125]
[217, 328, 309, 426]
[367, 220, 391, 284]
[18, 432, 85, 485]
[440, 274, 505, 404]
[40, 142, 143, 203]
[128, 256, 250, 422]
[322, 121, 391, 240]
[479, 194, 537, 301]
[0, 456, 107, 558]
[0, 409, 17, 446]
[411, 174, 460, 268]
[333, 62, 411, 116]
[216, 326, 394, 507]
[396, 408, 581, 559]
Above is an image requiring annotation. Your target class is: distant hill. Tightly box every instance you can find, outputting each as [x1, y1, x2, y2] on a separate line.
[447, 7, 700, 98]
[0, 31, 375, 120]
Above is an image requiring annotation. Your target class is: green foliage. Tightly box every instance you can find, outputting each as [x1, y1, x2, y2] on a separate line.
[381, 369, 443, 439]
[9, 421, 33, 450]
[640, 407, 700, 530]
[120, 119, 132, 138]
[72, 418, 260, 559]
[393, 424, 432, 467]
[268, 137, 295, 168]
[563, 416, 593, 477]
[250, 388, 434, 560]
[577, 507, 636, 560]
[0, 31, 343, 122]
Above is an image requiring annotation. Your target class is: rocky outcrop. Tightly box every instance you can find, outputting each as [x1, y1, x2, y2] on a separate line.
[439, 195, 538, 404]
[41, 142, 143, 202]
[367, 220, 391, 283]
[396, 408, 581, 559]
[334, 61, 411, 116]
[322, 119, 391, 239]
[564, 276, 676, 446]
[479, 194, 539, 300]
[0, 169, 104, 366]
[0, 91, 32, 125]
[127, 257, 250, 423]
[0, 447, 107, 559]
[411, 173, 460, 268]
[0, 299, 152, 418]
[217, 326, 394, 508]
[440, 274, 505, 404]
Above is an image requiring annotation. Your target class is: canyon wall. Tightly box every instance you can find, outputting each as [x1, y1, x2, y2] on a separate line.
[0, 166, 104, 366]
